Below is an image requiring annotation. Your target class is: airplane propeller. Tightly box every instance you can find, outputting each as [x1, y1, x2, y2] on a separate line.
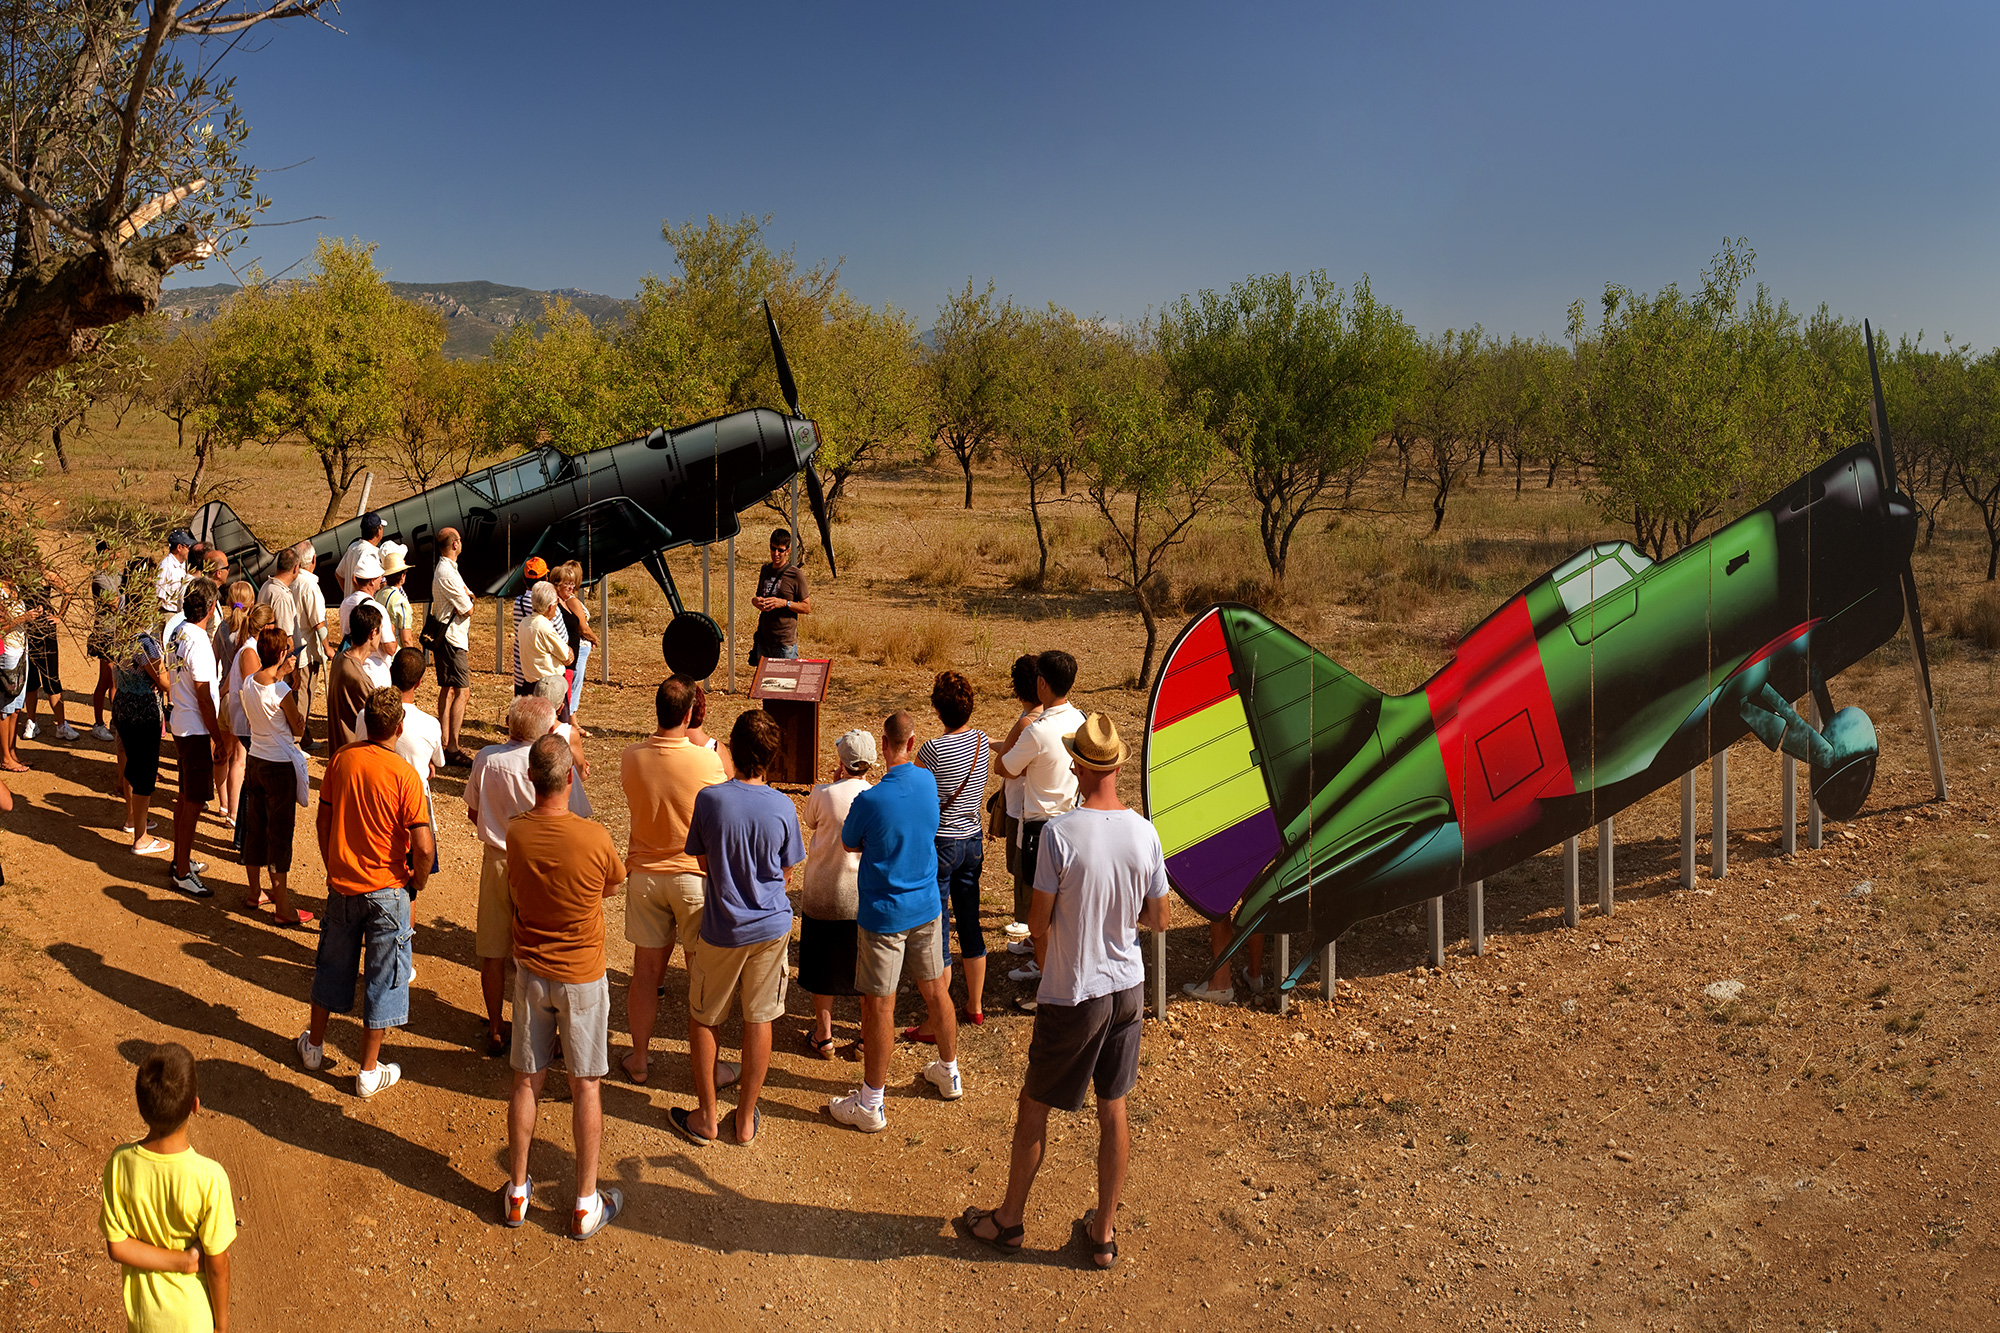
[763, 298, 839, 577]
[1864, 319, 1946, 799]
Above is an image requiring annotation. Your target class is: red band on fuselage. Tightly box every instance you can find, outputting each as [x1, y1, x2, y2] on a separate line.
[1730, 619, 1821, 678]
[1426, 596, 1576, 854]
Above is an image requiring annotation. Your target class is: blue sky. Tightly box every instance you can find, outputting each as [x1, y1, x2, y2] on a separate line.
[177, 1, 2000, 346]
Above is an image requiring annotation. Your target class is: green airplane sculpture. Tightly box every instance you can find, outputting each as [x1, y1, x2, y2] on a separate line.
[1144, 323, 1941, 990]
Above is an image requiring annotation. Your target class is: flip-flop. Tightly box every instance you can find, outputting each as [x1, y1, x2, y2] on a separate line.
[132, 837, 171, 857]
[273, 911, 316, 930]
[725, 1106, 761, 1146]
[957, 1206, 1024, 1254]
[620, 1055, 649, 1085]
[668, 1105, 718, 1148]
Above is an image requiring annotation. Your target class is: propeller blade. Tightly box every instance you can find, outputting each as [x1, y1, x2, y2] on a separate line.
[1900, 563, 1936, 709]
[763, 298, 801, 419]
[1864, 319, 1898, 497]
[804, 460, 837, 578]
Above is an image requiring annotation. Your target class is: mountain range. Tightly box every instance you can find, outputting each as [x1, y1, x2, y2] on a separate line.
[158, 280, 631, 359]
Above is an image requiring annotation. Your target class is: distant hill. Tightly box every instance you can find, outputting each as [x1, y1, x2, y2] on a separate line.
[157, 280, 631, 359]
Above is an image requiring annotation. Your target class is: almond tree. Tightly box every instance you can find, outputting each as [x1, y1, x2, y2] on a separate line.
[924, 278, 1023, 509]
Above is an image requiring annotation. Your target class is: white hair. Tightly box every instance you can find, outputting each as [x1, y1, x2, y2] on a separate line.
[507, 694, 557, 742]
[292, 541, 315, 567]
[531, 581, 557, 613]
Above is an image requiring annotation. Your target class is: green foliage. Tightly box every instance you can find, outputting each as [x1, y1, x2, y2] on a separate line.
[1567, 240, 1862, 558]
[205, 239, 445, 526]
[483, 297, 633, 456]
[795, 295, 923, 508]
[925, 278, 1027, 509]
[657, 212, 838, 413]
[1398, 326, 1485, 533]
[1161, 271, 1421, 585]
[1010, 306, 1121, 584]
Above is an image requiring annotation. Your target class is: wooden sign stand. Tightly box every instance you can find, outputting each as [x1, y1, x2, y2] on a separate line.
[749, 658, 833, 787]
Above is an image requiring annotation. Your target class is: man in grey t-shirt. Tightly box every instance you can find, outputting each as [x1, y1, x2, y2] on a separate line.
[958, 713, 1166, 1270]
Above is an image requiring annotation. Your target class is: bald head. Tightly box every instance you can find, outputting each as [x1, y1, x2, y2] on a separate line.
[438, 526, 462, 556]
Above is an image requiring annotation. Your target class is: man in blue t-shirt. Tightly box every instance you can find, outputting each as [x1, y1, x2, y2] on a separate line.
[828, 711, 961, 1132]
[675, 709, 803, 1147]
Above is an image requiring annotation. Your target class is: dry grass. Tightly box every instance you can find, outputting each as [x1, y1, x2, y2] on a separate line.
[1950, 585, 2000, 650]
[818, 607, 955, 669]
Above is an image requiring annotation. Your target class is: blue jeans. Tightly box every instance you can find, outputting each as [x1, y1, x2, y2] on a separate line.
[935, 835, 986, 966]
[310, 886, 413, 1029]
[747, 639, 798, 668]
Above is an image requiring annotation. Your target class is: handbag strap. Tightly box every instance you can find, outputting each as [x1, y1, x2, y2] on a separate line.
[941, 732, 987, 813]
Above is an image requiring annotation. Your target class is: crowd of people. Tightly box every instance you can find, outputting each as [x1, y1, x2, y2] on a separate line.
[83, 520, 1178, 1331]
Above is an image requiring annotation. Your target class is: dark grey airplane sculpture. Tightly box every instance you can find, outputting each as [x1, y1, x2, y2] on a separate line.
[187, 304, 834, 675]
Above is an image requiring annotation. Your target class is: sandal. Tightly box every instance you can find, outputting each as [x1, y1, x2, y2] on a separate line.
[957, 1206, 1024, 1255]
[804, 1032, 836, 1059]
[725, 1106, 761, 1146]
[1079, 1209, 1117, 1269]
[668, 1105, 717, 1148]
[273, 911, 316, 930]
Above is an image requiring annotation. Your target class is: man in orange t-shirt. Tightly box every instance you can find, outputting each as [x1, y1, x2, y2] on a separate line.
[501, 733, 627, 1240]
[298, 688, 434, 1100]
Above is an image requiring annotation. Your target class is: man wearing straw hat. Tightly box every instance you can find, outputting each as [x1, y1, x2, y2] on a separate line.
[957, 712, 1167, 1270]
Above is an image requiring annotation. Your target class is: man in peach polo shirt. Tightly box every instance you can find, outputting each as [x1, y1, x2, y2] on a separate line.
[618, 675, 727, 1083]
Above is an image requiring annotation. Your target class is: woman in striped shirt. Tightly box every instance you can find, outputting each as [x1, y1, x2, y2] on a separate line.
[910, 670, 992, 1038]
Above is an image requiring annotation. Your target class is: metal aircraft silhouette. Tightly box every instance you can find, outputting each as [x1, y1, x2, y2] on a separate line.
[186, 302, 834, 672]
[1143, 323, 1944, 990]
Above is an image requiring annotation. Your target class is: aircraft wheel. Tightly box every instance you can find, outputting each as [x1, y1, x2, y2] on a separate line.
[661, 612, 723, 681]
[1810, 706, 1878, 822]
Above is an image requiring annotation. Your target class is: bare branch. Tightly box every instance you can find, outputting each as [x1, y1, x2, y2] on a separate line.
[0, 162, 98, 247]
[171, 1, 341, 37]
[115, 178, 207, 241]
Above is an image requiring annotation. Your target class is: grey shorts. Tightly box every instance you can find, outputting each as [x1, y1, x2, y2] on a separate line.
[1024, 983, 1145, 1112]
[511, 967, 609, 1079]
[855, 915, 945, 996]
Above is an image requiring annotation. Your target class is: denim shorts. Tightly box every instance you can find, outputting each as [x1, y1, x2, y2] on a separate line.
[309, 886, 413, 1029]
[936, 834, 986, 965]
[747, 639, 798, 668]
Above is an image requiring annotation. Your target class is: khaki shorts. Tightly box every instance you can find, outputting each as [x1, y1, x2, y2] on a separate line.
[512, 967, 609, 1079]
[686, 934, 789, 1028]
[624, 869, 705, 951]
[475, 843, 513, 960]
[856, 915, 945, 997]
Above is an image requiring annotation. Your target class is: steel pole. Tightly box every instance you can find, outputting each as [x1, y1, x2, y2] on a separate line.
[599, 577, 610, 683]
[1597, 816, 1614, 916]
[727, 534, 736, 694]
[1468, 881, 1484, 956]
[1807, 696, 1823, 849]
[493, 596, 504, 675]
[1426, 897, 1444, 968]
[1781, 749, 1797, 856]
[1711, 750, 1728, 880]
[1321, 940, 1337, 1003]
[1562, 837, 1579, 927]
[1680, 771, 1697, 888]
[1150, 929, 1167, 1020]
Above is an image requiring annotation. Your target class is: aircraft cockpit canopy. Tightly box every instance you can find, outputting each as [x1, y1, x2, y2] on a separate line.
[464, 447, 574, 504]
[1548, 542, 1653, 616]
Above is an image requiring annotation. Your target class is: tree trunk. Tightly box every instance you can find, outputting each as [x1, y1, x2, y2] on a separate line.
[959, 450, 974, 509]
[1515, 450, 1524, 495]
[1027, 471, 1050, 587]
[1546, 458, 1559, 488]
[1431, 486, 1448, 533]
[186, 433, 210, 500]
[0, 229, 208, 402]
[1135, 596, 1159, 690]
[51, 421, 69, 472]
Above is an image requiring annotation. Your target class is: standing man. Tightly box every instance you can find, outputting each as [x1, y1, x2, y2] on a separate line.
[992, 650, 1083, 990]
[501, 734, 627, 1239]
[511, 558, 566, 694]
[335, 512, 386, 600]
[959, 714, 1167, 1268]
[618, 676, 726, 1083]
[202, 549, 229, 591]
[466, 696, 588, 1058]
[747, 527, 809, 668]
[296, 688, 433, 1098]
[288, 542, 329, 746]
[164, 582, 221, 901]
[256, 546, 302, 653]
[156, 529, 193, 619]
[428, 527, 475, 766]
[338, 549, 384, 644]
[328, 603, 385, 752]
[828, 710, 961, 1133]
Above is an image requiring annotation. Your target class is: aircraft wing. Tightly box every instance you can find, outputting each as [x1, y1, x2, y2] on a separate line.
[1143, 605, 1383, 919]
[492, 497, 676, 598]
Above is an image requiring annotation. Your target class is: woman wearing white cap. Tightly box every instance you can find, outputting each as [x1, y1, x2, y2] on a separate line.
[796, 728, 876, 1057]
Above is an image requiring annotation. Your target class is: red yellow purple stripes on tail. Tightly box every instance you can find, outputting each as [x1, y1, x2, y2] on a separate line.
[1142, 609, 1282, 918]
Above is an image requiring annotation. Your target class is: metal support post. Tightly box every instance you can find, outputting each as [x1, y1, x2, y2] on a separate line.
[1805, 696, 1823, 849]
[599, 577, 610, 682]
[1321, 939, 1337, 1002]
[1150, 929, 1167, 1021]
[493, 596, 505, 675]
[1597, 816, 1614, 916]
[354, 472, 373, 519]
[1781, 750, 1797, 856]
[1426, 896, 1444, 968]
[1468, 881, 1484, 956]
[790, 476, 800, 556]
[1276, 935, 1290, 1015]
[1680, 770, 1697, 888]
[1711, 750, 1728, 880]
[726, 534, 736, 693]
[1561, 836, 1579, 927]
[701, 545, 711, 615]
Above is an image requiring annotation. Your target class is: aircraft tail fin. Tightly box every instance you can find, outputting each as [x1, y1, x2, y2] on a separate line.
[1142, 604, 1385, 921]
[188, 500, 277, 583]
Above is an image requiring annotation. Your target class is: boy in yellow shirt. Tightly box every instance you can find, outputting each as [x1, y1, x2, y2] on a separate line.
[99, 1042, 235, 1332]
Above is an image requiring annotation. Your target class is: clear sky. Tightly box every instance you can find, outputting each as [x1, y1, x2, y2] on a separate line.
[175, 1, 2000, 347]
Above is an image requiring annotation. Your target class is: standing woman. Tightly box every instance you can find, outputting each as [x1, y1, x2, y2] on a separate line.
[912, 670, 992, 1036]
[0, 578, 31, 772]
[554, 561, 599, 726]
[112, 615, 171, 857]
[210, 581, 256, 827]
[239, 625, 311, 926]
[797, 728, 876, 1056]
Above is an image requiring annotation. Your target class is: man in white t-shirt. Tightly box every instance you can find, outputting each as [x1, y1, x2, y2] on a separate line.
[335, 511, 386, 599]
[959, 713, 1166, 1268]
[428, 527, 476, 766]
[992, 649, 1083, 988]
[288, 543, 330, 749]
[156, 529, 193, 618]
[164, 581, 223, 900]
[338, 548, 386, 643]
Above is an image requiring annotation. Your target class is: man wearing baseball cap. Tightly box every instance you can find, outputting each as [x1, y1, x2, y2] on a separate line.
[157, 529, 194, 617]
[958, 713, 1167, 1269]
[338, 547, 386, 645]
[510, 557, 568, 697]
[335, 512, 387, 600]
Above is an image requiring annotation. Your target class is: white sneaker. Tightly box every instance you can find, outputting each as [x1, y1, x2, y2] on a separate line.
[1181, 980, 1235, 1005]
[18, 719, 35, 740]
[922, 1060, 963, 1101]
[91, 723, 114, 742]
[1244, 973, 1267, 995]
[1007, 961, 1041, 982]
[827, 1090, 887, 1133]
[295, 1030, 324, 1071]
[53, 722, 78, 741]
[1006, 939, 1035, 956]
[356, 1063, 402, 1098]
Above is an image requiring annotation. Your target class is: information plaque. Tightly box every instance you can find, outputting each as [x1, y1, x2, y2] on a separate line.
[749, 658, 832, 785]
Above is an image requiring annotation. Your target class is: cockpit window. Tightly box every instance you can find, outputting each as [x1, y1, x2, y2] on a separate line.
[464, 451, 548, 504]
[1550, 542, 1652, 616]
